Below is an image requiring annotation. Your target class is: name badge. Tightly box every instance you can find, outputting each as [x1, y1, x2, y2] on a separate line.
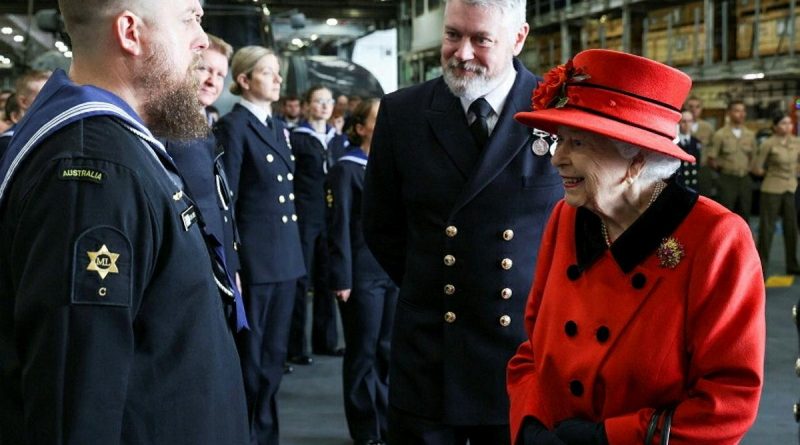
[181, 205, 198, 231]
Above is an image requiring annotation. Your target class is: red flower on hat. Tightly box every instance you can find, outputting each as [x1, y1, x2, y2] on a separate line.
[531, 59, 589, 111]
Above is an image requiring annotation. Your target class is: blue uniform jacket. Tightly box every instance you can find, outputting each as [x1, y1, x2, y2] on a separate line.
[363, 58, 564, 425]
[325, 148, 388, 290]
[676, 135, 701, 190]
[214, 103, 305, 284]
[0, 126, 14, 160]
[290, 123, 348, 229]
[166, 135, 240, 273]
[0, 71, 249, 444]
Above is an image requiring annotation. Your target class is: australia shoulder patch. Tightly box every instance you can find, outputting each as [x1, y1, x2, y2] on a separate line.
[59, 166, 105, 184]
[71, 226, 132, 307]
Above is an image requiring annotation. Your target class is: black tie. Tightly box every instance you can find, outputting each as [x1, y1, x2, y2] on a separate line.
[469, 98, 492, 150]
[265, 115, 273, 129]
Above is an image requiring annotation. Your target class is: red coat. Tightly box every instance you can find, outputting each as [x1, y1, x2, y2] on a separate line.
[508, 185, 765, 444]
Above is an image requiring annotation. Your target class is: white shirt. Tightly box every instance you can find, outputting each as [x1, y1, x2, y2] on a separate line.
[731, 127, 743, 139]
[459, 67, 517, 136]
[239, 98, 271, 126]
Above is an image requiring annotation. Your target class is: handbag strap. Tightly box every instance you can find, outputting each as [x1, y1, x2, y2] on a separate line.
[644, 407, 676, 445]
[661, 407, 675, 445]
[644, 409, 662, 444]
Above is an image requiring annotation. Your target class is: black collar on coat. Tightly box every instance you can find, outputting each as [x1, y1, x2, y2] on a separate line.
[575, 180, 699, 273]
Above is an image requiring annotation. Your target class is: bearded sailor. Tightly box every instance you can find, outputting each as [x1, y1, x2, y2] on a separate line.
[0, 1, 249, 443]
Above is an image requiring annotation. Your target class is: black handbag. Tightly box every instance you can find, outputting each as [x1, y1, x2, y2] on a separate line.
[644, 407, 675, 445]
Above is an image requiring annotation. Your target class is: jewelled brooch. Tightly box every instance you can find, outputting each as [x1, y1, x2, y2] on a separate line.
[656, 237, 684, 269]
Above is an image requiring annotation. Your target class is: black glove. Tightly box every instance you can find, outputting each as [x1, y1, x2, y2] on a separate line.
[553, 418, 608, 445]
[519, 417, 567, 445]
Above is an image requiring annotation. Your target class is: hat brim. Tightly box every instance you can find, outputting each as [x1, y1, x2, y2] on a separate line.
[514, 108, 695, 163]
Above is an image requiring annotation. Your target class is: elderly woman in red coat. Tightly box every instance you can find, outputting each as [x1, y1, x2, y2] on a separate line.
[507, 49, 765, 445]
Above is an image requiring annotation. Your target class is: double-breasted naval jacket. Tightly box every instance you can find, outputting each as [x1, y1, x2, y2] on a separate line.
[363, 58, 564, 425]
[214, 104, 305, 284]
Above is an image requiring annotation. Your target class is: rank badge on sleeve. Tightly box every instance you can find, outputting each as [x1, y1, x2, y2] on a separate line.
[71, 226, 132, 307]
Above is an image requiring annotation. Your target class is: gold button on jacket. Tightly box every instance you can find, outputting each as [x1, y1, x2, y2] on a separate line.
[444, 255, 456, 266]
[502, 229, 514, 241]
[445, 226, 458, 237]
[499, 315, 511, 327]
[444, 312, 456, 323]
[444, 284, 456, 295]
[501, 258, 513, 270]
[501, 288, 513, 299]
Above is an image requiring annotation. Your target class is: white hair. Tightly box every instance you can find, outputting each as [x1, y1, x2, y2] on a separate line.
[446, 0, 527, 32]
[612, 140, 681, 183]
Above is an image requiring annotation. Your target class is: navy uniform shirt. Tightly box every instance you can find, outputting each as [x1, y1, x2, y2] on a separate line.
[0, 126, 13, 160]
[290, 123, 349, 228]
[326, 147, 389, 289]
[677, 134, 701, 190]
[166, 135, 240, 274]
[0, 71, 249, 445]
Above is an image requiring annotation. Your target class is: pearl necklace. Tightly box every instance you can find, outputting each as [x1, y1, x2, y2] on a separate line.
[601, 181, 666, 247]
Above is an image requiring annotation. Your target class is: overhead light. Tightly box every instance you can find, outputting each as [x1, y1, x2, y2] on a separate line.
[326, 18, 338, 26]
[310, 34, 318, 41]
[64, 51, 73, 58]
[13, 35, 24, 43]
[291, 38, 304, 47]
[0, 27, 12, 35]
[742, 72, 765, 80]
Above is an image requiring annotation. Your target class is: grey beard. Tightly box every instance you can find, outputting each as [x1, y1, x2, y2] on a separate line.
[442, 58, 510, 102]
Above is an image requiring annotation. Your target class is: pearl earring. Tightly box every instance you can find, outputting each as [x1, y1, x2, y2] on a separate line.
[626, 177, 634, 185]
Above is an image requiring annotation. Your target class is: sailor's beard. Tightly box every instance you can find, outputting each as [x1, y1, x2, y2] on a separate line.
[137, 44, 208, 140]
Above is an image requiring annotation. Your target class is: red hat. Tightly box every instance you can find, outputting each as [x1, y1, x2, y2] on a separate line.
[515, 49, 694, 162]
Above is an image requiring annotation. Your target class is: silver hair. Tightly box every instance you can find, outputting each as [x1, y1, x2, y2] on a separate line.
[612, 140, 680, 183]
[446, 0, 527, 30]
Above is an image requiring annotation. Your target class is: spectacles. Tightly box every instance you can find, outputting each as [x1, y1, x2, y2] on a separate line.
[312, 99, 335, 105]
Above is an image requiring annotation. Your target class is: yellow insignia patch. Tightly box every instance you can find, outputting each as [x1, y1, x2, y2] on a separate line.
[326, 189, 334, 208]
[86, 244, 120, 279]
[59, 168, 104, 183]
